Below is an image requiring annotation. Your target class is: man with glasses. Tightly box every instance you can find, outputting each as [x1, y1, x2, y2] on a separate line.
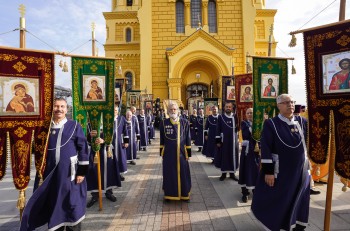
[251, 94, 310, 231]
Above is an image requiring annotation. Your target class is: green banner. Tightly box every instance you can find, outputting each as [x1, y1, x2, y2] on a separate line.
[252, 57, 288, 141]
[72, 57, 115, 151]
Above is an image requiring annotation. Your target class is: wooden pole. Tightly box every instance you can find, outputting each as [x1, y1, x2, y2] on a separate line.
[324, 110, 336, 231]
[18, 4, 26, 48]
[96, 151, 103, 211]
[91, 22, 96, 56]
[339, 0, 346, 21]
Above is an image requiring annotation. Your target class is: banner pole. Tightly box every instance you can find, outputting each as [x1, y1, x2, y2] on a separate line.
[324, 110, 336, 231]
[96, 151, 103, 211]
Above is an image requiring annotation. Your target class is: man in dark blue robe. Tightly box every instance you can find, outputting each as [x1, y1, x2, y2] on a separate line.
[180, 110, 189, 121]
[147, 111, 155, 143]
[131, 106, 141, 153]
[126, 110, 140, 165]
[215, 101, 239, 181]
[86, 107, 129, 208]
[238, 108, 260, 203]
[20, 98, 89, 231]
[160, 101, 192, 201]
[137, 109, 149, 151]
[113, 108, 129, 179]
[202, 106, 218, 162]
[189, 109, 197, 142]
[251, 94, 310, 231]
[194, 108, 204, 152]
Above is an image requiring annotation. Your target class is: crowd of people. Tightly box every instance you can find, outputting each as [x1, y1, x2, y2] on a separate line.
[19, 93, 318, 231]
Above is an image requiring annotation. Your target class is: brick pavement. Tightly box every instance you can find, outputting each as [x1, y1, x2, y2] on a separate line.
[1, 130, 350, 230]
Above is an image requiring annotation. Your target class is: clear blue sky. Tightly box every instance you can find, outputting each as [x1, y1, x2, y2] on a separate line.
[0, 0, 348, 105]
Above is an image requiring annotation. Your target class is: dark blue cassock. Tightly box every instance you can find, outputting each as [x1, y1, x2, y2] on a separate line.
[160, 118, 192, 200]
[148, 114, 155, 139]
[194, 116, 204, 148]
[202, 115, 218, 159]
[113, 116, 129, 173]
[238, 120, 260, 189]
[132, 114, 140, 151]
[180, 114, 189, 121]
[20, 120, 89, 231]
[189, 115, 197, 141]
[251, 115, 310, 231]
[126, 117, 140, 160]
[137, 115, 149, 149]
[215, 113, 239, 173]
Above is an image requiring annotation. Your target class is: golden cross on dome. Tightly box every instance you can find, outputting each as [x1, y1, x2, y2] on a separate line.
[18, 4, 26, 17]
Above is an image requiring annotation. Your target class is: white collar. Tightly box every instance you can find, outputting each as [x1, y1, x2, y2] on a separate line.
[225, 113, 233, 118]
[212, 114, 218, 118]
[51, 117, 67, 128]
[278, 114, 297, 125]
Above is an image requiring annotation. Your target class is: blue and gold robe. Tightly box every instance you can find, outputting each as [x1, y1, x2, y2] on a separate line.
[159, 118, 192, 200]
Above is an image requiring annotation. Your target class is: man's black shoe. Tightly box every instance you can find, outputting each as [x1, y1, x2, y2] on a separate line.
[129, 161, 136, 165]
[182, 199, 190, 203]
[219, 174, 226, 181]
[86, 197, 98, 208]
[136, 157, 140, 159]
[230, 174, 239, 181]
[242, 195, 248, 203]
[310, 188, 321, 195]
[120, 175, 125, 181]
[105, 193, 117, 202]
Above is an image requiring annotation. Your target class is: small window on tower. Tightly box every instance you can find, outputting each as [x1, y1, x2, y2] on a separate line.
[126, 28, 132, 42]
[127, 0, 133, 6]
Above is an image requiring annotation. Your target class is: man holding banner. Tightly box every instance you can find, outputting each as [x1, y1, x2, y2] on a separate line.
[251, 94, 310, 231]
[20, 98, 89, 231]
[194, 108, 204, 152]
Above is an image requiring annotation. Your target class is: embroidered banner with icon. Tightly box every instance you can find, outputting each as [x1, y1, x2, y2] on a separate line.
[221, 76, 234, 108]
[234, 73, 253, 123]
[303, 20, 350, 181]
[252, 57, 288, 141]
[0, 47, 54, 192]
[71, 57, 115, 151]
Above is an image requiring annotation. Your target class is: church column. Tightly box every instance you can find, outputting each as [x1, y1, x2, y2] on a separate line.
[185, 2, 191, 31]
[167, 78, 183, 105]
[202, 1, 208, 30]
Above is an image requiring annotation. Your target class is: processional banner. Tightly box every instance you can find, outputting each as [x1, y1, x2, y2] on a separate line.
[252, 57, 288, 141]
[221, 76, 235, 109]
[234, 73, 253, 123]
[303, 20, 350, 181]
[71, 56, 115, 152]
[0, 47, 54, 196]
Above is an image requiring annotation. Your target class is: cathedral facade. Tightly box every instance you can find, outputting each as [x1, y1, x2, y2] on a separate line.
[104, 0, 276, 108]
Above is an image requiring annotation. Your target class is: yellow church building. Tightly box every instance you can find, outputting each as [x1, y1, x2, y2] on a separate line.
[104, 0, 276, 109]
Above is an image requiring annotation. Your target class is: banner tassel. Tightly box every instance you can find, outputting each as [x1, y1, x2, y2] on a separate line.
[291, 64, 296, 74]
[342, 180, 348, 192]
[94, 152, 99, 164]
[289, 34, 297, 47]
[107, 145, 113, 158]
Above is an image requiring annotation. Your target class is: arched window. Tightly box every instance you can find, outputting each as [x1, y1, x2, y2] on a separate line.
[126, 28, 132, 42]
[125, 72, 133, 90]
[176, 0, 185, 33]
[191, 0, 202, 28]
[126, 0, 133, 6]
[208, 0, 217, 33]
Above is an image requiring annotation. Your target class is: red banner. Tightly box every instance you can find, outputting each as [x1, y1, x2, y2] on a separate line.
[0, 47, 54, 190]
[234, 73, 253, 123]
[303, 20, 350, 180]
